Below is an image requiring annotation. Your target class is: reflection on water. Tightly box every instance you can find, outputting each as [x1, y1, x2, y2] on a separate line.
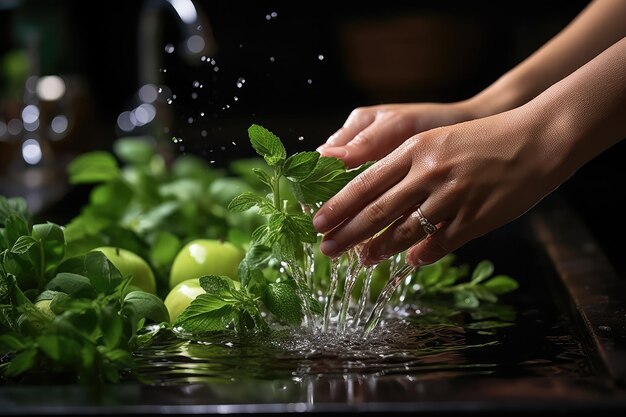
[132, 301, 591, 386]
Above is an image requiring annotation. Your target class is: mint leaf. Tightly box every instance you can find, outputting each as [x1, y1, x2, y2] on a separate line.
[10, 236, 37, 254]
[471, 260, 494, 284]
[252, 168, 273, 189]
[248, 124, 286, 166]
[83, 251, 123, 295]
[285, 214, 317, 244]
[68, 151, 120, 184]
[174, 294, 236, 332]
[123, 291, 170, 323]
[264, 282, 303, 326]
[283, 152, 320, 181]
[483, 275, 519, 294]
[228, 192, 270, 213]
[199, 275, 235, 294]
[46, 273, 96, 298]
[113, 136, 155, 165]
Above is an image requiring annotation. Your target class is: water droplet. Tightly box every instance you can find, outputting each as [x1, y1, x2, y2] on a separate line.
[269, 56, 275, 62]
[214, 66, 219, 72]
[298, 136, 304, 141]
[167, 98, 173, 104]
[172, 94, 177, 99]
[200, 112, 205, 117]
[318, 54, 324, 61]
[171, 137, 178, 143]
[236, 77, 246, 88]
[201, 130, 207, 137]
[191, 92, 198, 99]
[220, 146, 226, 151]
[225, 104, 230, 109]
[307, 79, 313, 84]
[188, 117, 194, 124]
[164, 44, 175, 53]
[233, 96, 239, 101]
[201, 56, 207, 61]
[210, 160, 215, 164]
[598, 325, 612, 331]
[271, 11, 278, 18]
[162, 68, 167, 73]
[210, 59, 216, 65]
[265, 14, 271, 20]
[231, 141, 237, 146]
[197, 25, 202, 30]
[193, 80, 200, 88]
[239, 43, 244, 48]
[158, 87, 163, 93]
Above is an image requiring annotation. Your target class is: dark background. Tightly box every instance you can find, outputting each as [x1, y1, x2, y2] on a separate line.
[0, 0, 624, 276]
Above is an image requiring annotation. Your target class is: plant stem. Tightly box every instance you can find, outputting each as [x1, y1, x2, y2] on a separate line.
[272, 174, 281, 211]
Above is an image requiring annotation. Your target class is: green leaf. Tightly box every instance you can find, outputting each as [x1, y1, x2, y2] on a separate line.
[113, 136, 155, 165]
[228, 192, 270, 213]
[283, 152, 320, 181]
[454, 290, 479, 309]
[0, 196, 30, 227]
[174, 294, 236, 333]
[284, 214, 317, 244]
[124, 291, 170, 324]
[99, 304, 124, 349]
[68, 151, 120, 184]
[130, 201, 180, 235]
[252, 168, 273, 189]
[473, 286, 498, 303]
[199, 275, 235, 294]
[32, 222, 65, 277]
[4, 347, 37, 377]
[10, 235, 37, 254]
[4, 214, 30, 248]
[416, 262, 443, 289]
[0, 334, 27, 351]
[471, 260, 494, 284]
[248, 124, 286, 166]
[291, 157, 373, 205]
[264, 282, 303, 326]
[36, 333, 82, 364]
[483, 275, 519, 294]
[83, 251, 123, 294]
[46, 273, 96, 298]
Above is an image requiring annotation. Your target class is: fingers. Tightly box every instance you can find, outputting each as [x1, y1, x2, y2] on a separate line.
[405, 224, 465, 267]
[360, 193, 451, 260]
[318, 177, 431, 257]
[313, 149, 410, 236]
[318, 108, 375, 150]
[317, 107, 416, 169]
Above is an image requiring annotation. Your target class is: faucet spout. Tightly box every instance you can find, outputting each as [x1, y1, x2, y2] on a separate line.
[137, 0, 216, 86]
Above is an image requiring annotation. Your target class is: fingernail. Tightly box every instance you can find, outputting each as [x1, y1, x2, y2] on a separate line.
[313, 214, 328, 231]
[316, 144, 327, 152]
[320, 239, 339, 256]
[321, 147, 347, 158]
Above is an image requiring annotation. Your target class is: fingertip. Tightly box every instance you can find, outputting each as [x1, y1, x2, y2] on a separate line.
[319, 146, 347, 159]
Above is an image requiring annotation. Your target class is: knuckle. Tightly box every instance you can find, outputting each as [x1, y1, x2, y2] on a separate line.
[394, 220, 419, 243]
[363, 199, 387, 226]
[352, 131, 373, 147]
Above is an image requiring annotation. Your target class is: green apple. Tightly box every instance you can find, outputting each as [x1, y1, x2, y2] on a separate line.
[92, 246, 157, 294]
[169, 239, 244, 289]
[164, 277, 241, 323]
[164, 278, 205, 323]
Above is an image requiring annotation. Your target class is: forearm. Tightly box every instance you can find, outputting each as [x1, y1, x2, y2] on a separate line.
[525, 36, 626, 186]
[462, 0, 626, 118]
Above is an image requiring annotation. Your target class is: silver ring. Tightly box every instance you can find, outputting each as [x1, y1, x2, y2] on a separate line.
[416, 207, 437, 235]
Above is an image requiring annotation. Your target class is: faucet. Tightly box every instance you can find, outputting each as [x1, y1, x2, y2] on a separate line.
[118, 0, 216, 138]
[137, 0, 217, 87]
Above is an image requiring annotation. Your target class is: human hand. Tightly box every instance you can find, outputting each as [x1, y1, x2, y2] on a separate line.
[317, 102, 474, 168]
[313, 106, 573, 267]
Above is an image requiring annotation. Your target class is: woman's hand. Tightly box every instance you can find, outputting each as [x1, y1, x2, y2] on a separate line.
[317, 102, 476, 169]
[313, 104, 574, 267]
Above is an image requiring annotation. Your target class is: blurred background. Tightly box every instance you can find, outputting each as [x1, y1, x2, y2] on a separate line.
[0, 0, 623, 274]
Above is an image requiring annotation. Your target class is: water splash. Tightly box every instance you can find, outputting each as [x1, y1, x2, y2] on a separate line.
[322, 257, 341, 332]
[362, 263, 416, 336]
[336, 249, 363, 333]
[353, 265, 374, 329]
